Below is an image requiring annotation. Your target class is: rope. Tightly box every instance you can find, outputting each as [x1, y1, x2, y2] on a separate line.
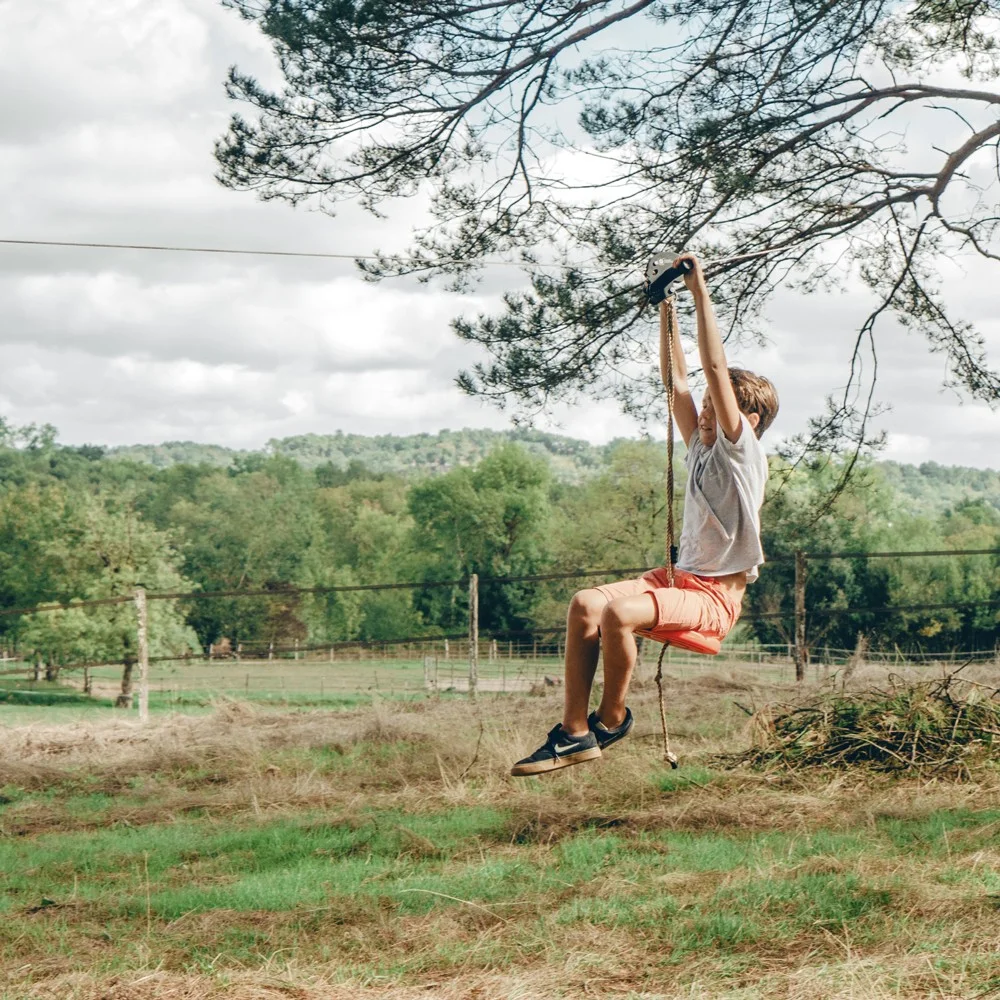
[654, 643, 675, 766]
[663, 295, 677, 589]
[656, 295, 679, 768]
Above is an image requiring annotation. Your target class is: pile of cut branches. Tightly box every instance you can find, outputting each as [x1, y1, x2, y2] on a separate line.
[731, 668, 1000, 778]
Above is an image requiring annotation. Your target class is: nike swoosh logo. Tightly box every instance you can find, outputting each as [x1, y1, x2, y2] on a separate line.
[554, 742, 582, 753]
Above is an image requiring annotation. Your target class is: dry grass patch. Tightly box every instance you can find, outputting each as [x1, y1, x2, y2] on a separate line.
[13, 952, 1000, 1000]
[734, 667, 1000, 778]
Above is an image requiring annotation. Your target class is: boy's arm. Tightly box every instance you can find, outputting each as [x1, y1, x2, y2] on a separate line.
[659, 296, 698, 446]
[677, 254, 743, 444]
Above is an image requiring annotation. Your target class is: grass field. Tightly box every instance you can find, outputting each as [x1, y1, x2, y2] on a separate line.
[1, 659, 999, 999]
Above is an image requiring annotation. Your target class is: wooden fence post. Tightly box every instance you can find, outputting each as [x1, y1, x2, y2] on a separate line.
[468, 574, 479, 698]
[794, 550, 807, 682]
[134, 586, 150, 723]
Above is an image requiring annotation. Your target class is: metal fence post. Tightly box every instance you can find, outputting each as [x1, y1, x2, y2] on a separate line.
[468, 574, 479, 697]
[794, 551, 807, 682]
[134, 586, 150, 723]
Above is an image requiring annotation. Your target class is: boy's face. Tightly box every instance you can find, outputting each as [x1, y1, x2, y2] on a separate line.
[698, 392, 718, 447]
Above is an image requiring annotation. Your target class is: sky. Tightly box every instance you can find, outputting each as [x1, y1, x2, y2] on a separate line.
[0, 0, 998, 468]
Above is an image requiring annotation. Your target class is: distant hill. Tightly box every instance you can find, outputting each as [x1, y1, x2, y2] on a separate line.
[106, 441, 242, 469]
[109, 428, 616, 482]
[107, 428, 1000, 512]
[878, 460, 1000, 517]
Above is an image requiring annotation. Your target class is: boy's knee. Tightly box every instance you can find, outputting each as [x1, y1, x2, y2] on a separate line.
[600, 599, 629, 632]
[601, 595, 656, 632]
[568, 589, 604, 627]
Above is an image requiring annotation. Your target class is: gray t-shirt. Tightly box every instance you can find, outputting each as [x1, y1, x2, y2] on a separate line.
[675, 414, 769, 582]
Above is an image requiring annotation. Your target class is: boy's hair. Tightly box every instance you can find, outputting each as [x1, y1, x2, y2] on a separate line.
[729, 368, 778, 438]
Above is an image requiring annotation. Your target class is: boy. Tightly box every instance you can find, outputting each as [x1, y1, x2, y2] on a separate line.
[511, 253, 778, 776]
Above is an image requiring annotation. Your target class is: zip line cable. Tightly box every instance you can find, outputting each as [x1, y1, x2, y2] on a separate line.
[0, 237, 813, 274]
[0, 238, 378, 263]
[0, 237, 565, 269]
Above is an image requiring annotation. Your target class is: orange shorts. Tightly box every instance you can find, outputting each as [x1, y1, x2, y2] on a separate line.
[594, 568, 742, 640]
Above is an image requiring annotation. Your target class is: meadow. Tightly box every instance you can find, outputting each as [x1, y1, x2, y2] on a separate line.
[1, 657, 999, 1000]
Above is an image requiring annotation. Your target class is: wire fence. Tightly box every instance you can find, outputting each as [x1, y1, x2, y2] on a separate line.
[0, 547, 997, 711]
[3, 546, 998, 618]
[6, 637, 996, 710]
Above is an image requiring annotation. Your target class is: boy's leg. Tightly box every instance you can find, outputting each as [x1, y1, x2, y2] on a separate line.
[594, 594, 658, 730]
[514, 577, 731, 774]
[510, 589, 608, 776]
[595, 579, 730, 729]
[511, 586, 643, 778]
[560, 590, 605, 736]
[561, 579, 660, 735]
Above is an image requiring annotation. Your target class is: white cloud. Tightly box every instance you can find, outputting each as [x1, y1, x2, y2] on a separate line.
[4, 362, 58, 400]
[281, 390, 311, 416]
[883, 433, 933, 463]
[4, 270, 484, 372]
[0, 1, 214, 138]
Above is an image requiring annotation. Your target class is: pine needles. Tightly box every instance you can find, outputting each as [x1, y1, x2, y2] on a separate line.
[733, 666, 1000, 779]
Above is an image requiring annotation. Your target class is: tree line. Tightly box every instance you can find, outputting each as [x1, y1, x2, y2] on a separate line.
[0, 417, 996, 701]
[103, 428, 1000, 519]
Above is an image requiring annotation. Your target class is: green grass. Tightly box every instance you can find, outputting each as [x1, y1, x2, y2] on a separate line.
[3, 801, 998, 965]
[876, 807, 1000, 851]
[655, 764, 724, 792]
[0, 678, 110, 707]
[0, 687, 470, 728]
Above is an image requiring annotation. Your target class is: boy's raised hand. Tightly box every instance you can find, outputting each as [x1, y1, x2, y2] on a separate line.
[674, 252, 743, 443]
[673, 253, 707, 296]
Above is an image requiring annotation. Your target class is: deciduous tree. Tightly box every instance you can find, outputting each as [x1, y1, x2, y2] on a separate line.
[218, 0, 1000, 465]
[14, 492, 198, 702]
[407, 444, 553, 632]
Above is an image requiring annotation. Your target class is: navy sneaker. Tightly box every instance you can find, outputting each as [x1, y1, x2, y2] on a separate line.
[588, 707, 633, 750]
[510, 724, 602, 776]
